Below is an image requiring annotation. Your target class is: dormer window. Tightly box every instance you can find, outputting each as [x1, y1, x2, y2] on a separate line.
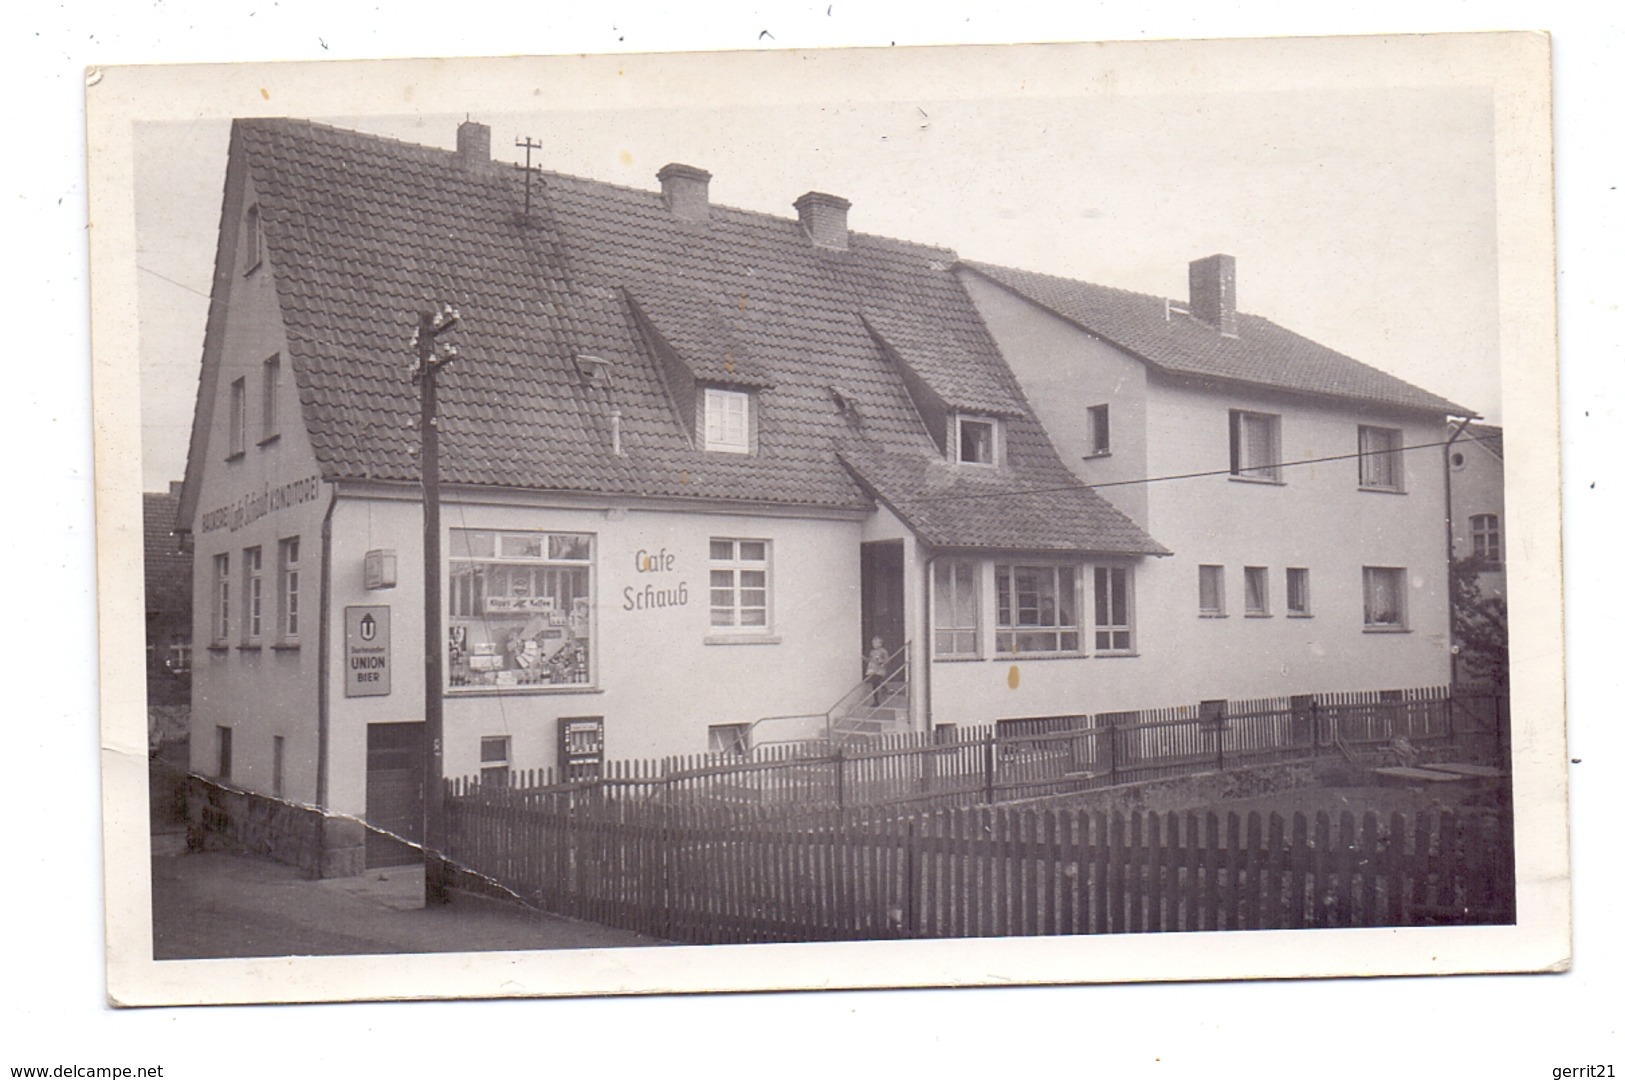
[955, 415, 1000, 466]
[703, 387, 752, 454]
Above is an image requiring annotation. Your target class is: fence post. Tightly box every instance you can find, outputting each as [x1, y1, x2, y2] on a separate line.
[1311, 702, 1320, 759]
[835, 744, 846, 808]
[1108, 716, 1119, 786]
[984, 730, 996, 804]
[905, 820, 919, 937]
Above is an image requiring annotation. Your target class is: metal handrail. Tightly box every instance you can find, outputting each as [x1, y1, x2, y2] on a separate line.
[747, 641, 911, 750]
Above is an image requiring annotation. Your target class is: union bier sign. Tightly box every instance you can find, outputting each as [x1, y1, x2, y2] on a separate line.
[344, 605, 391, 697]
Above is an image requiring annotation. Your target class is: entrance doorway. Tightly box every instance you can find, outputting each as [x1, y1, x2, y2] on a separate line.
[364, 721, 424, 868]
[860, 541, 905, 679]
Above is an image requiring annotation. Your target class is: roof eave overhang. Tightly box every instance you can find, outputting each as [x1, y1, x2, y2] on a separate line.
[1150, 368, 1478, 422]
[920, 540, 1171, 559]
[329, 477, 873, 522]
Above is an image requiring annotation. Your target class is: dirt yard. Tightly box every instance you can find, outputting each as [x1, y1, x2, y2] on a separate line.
[1178, 770, 1510, 822]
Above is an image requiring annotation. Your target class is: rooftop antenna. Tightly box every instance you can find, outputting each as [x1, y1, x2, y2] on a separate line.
[515, 136, 543, 219]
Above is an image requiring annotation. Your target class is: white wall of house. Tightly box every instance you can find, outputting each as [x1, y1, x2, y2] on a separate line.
[959, 271, 1452, 715]
[1137, 377, 1453, 700]
[958, 273, 1151, 528]
[317, 494, 864, 813]
[186, 185, 330, 805]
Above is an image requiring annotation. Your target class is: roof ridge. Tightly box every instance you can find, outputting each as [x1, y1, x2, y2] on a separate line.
[958, 257, 1472, 417]
[962, 257, 1206, 316]
[542, 168, 959, 260]
[236, 119, 958, 263]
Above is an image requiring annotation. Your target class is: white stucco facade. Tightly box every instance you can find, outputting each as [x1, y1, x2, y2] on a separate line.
[957, 268, 1455, 716]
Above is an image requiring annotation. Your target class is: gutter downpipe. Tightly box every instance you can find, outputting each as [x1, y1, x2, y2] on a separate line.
[922, 551, 936, 736]
[1443, 418, 1473, 689]
[315, 483, 339, 872]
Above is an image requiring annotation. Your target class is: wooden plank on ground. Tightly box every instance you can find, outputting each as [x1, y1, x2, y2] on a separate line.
[1423, 763, 1508, 779]
[1371, 766, 1466, 784]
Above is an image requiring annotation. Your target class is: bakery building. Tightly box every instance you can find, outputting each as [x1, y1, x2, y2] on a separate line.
[176, 118, 1174, 868]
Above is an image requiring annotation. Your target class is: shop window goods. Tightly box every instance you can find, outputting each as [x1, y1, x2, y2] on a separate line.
[448, 529, 593, 689]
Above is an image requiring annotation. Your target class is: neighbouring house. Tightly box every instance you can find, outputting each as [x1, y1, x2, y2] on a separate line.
[1445, 422, 1507, 686]
[144, 481, 192, 747]
[1447, 422, 1506, 600]
[175, 118, 1172, 872]
[955, 255, 1475, 709]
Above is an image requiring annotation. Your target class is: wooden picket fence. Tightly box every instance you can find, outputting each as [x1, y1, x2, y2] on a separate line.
[443, 798, 1514, 943]
[453, 685, 1498, 817]
[440, 684, 1511, 942]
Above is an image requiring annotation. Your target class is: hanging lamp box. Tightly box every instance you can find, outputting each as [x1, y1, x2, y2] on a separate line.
[364, 549, 398, 590]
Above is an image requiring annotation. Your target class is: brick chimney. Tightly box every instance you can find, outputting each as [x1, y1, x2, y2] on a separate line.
[456, 120, 491, 166]
[1189, 254, 1238, 337]
[794, 191, 851, 251]
[657, 163, 712, 222]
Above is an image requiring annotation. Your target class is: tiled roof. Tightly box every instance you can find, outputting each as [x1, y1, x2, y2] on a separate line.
[623, 281, 774, 389]
[960, 261, 1472, 417]
[839, 440, 1168, 555]
[236, 119, 1159, 554]
[144, 490, 190, 614]
[861, 308, 1027, 417]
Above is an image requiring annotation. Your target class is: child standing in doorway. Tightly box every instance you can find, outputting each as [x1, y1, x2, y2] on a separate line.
[865, 636, 889, 706]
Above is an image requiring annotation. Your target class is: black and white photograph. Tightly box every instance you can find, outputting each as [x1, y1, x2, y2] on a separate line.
[84, 27, 1577, 1019]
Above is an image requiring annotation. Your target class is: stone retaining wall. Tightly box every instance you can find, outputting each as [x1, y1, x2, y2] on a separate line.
[185, 776, 366, 878]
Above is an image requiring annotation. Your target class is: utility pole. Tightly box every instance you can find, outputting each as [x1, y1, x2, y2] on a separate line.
[412, 302, 460, 905]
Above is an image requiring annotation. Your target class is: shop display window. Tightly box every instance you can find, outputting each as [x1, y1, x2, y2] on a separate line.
[448, 529, 594, 689]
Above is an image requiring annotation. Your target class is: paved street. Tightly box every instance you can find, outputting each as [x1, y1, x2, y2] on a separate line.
[151, 829, 663, 959]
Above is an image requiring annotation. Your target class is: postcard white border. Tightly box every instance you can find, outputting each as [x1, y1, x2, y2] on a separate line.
[89, 34, 1567, 1007]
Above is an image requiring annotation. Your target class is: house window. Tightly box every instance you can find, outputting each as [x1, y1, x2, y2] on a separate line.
[211, 553, 230, 644]
[261, 354, 281, 442]
[956, 416, 999, 466]
[708, 723, 751, 758]
[447, 529, 594, 689]
[709, 538, 771, 632]
[243, 546, 264, 643]
[228, 377, 247, 458]
[1087, 404, 1111, 456]
[1286, 567, 1312, 616]
[272, 735, 285, 799]
[278, 537, 300, 641]
[1244, 566, 1270, 617]
[1358, 425, 1405, 491]
[995, 564, 1079, 655]
[480, 736, 511, 788]
[166, 642, 191, 675]
[1094, 566, 1133, 652]
[932, 559, 980, 657]
[1362, 566, 1408, 630]
[1229, 410, 1281, 482]
[1198, 564, 1226, 617]
[242, 203, 264, 274]
[1470, 514, 1502, 564]
[216, 725, 233, 780]
[703, 387, 751, 453]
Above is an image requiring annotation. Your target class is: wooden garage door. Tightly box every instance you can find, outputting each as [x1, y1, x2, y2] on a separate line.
[365, 722, 424, 869]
